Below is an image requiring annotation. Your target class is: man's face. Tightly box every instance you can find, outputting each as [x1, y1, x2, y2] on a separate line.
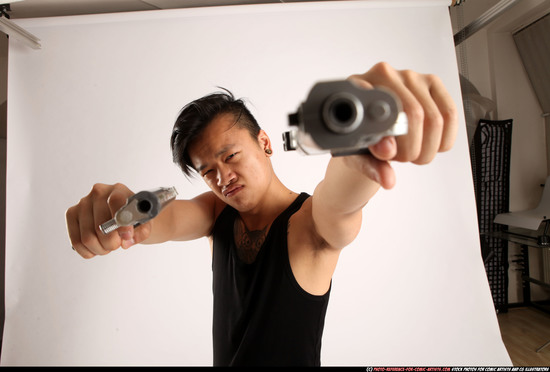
[189, 113, 273, 212]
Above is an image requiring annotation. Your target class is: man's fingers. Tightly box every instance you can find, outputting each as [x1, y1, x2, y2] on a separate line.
[357, 63, 426, 163]
[368, 136, 397, 161]
[93, 195, 123, 252]
[344, 153, 396, 190]
[117, 226, 135, 248]
[363, 154, 396, 190]
[131, 223, 152, 248]
[78, 197, 111, 256]
[347, 75, 374, 90]
[351, 63, 457, 165]
[105, 184, 138, 248]
[429, 74, 458, 153]
[66, 183, 137, 258]
[400, 72, 444, 165]
[107, 185, 132, 216]
[66, 206, 95, 259]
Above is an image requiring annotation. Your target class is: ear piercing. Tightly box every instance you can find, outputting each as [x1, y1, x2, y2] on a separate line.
[265, 149, 272, 155]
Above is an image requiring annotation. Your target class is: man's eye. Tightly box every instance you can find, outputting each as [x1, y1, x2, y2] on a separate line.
[202, 170, 213, 178]
[226, 152, 238, 161]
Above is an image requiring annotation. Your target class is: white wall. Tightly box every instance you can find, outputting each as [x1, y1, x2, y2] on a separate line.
[3, 1, 511, 366]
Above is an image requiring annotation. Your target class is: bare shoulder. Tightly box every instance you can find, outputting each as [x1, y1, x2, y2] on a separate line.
[287, 197, 341, 296]
[190, 191, 227, 235]
[194, 191, 226, 219]
[159, 191, 226, 241]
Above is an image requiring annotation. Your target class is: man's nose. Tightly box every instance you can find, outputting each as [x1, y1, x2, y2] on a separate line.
[216, 164, 235, 188]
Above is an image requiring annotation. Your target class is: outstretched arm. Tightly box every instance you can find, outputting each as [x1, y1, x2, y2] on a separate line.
[311, 62, 458, 250]
[66, 183, 220, 259]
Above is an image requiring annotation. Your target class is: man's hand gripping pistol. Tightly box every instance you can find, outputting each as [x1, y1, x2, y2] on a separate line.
[282, 80, 408, 156]
[99, 187, 178, 234]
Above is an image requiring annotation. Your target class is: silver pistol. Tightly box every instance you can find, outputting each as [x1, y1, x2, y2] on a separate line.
[99, 187, 178, 234]
[283, 80, 408, 156]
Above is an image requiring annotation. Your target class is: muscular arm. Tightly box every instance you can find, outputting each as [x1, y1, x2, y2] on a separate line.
[66, 183, 222, 258]
[312, 156, 380, 250]
[142, 191, 220, 244]
[311, 136, 397, 250]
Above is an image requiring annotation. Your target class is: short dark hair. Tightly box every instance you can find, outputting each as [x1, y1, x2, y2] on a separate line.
[170, 89, 261, 177]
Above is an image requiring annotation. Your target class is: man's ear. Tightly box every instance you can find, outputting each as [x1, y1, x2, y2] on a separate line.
[258, 130, 272, 154]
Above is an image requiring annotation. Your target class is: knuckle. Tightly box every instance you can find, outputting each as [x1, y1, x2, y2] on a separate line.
[65, 206, 75, 219]
[79, 239, 95, 252]
[80, 249, 96, 259]
[67, 231, 79, 248]
[426, 111, 444, 131]
[396, 143, 421, 163]
[79, 233, 96, 249]
[407, 146, 422, 163]
[98, 231, 119, 250]
[102, 245, 117, 253]
[413, 152, 434, 165]
[89, 183, 108, 198]
[440, 140, 454, 153]
[109, 183, 133, 202]
[441, 103, 458, 124]
[349, 77, 372, 90]
[77, 195, 90, 208]
[400, 69, 419, 84]
[423, 145, 439, 163]
[372, 61, 394, 78]
[407, 104, 424, 126]
[71, 241, 83, 252]
[112, 182, 127, 191]
[425, 73, 441, 85]
[135, 222, 151, 240]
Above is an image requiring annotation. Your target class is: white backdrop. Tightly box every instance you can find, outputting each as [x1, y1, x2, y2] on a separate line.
[3, 0, 512, 366]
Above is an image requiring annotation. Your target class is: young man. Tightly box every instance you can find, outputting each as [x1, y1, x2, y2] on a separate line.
[66, 62, 458, 366]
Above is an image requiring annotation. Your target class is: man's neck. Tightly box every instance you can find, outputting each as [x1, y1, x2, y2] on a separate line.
[238, 179, 297, 231]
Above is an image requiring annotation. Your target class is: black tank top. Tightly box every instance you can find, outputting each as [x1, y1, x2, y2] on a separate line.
[211, 192, 331, 366]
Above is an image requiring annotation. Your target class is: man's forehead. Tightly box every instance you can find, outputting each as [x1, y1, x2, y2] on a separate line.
[193, 143, 236, 172]
[191, 138, 234, 161]
[190, 130, 244, 171]
[190, 117, 235, 150]
[189, 114, 254, 162]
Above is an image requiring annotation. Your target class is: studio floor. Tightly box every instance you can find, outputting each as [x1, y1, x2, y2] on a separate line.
[497, 307, 550, 366]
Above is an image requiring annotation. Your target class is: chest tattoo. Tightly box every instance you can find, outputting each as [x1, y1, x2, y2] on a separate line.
[234, 218, 269, 264]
